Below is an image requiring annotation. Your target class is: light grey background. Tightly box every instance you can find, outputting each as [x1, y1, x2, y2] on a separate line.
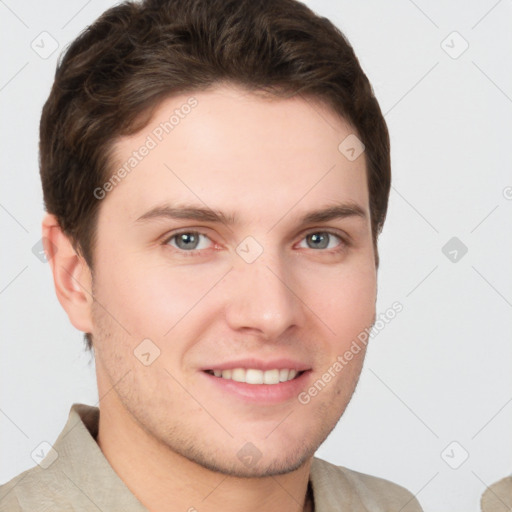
[1, 1, 511, 511]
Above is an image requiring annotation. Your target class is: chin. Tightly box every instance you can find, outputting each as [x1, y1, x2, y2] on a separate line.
[200, 449, 315, 478]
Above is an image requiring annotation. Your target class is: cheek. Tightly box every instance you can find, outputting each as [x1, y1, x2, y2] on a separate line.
[95, 254, 228, 337]
[304, 263, 376, 343]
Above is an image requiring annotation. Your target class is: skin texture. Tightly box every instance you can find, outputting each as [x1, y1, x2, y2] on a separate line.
[43, 83, 377, 512]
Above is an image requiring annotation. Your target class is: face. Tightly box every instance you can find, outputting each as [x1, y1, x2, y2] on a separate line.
[89, 84, 376, 477]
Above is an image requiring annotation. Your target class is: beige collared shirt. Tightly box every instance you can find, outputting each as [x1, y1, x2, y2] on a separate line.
[0, 403, 423, 511]
[481, 476, 512, 512]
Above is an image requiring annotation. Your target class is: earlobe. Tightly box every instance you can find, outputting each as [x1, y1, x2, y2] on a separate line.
[42, 213, 94, 333]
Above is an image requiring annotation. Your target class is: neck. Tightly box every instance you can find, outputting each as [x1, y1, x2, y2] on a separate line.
[96, 396, 314, 512]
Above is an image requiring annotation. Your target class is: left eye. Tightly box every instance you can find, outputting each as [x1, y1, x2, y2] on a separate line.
[297, 232, 343, 250]
[166, 232, 213, 251]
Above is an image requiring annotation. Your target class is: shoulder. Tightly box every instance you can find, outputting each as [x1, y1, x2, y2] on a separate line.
[481, 475, 512, 512]
[311, 457, 423, 511]
[0, 465, 56, 512]
[0, 472, 23, 512]
[1, 458, 105, 512]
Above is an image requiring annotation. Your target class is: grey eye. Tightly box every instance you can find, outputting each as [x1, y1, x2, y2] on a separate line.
[168, 232, 211, 251]
[304, 232, 341, 250]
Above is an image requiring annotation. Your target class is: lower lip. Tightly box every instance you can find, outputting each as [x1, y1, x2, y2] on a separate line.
[201, 370, 312, 404]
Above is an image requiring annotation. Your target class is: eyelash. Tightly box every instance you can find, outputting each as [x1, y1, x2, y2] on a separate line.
[161, 229, 350, 257]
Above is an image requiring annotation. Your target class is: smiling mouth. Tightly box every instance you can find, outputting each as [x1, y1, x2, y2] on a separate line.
[203, 368, 306, 385]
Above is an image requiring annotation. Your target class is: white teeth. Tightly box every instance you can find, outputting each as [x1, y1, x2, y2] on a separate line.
[263, 369, 280, 384]
[246, 369, 263, 384]
[211, 368, 301, 385]
[231, 368, 246, 382]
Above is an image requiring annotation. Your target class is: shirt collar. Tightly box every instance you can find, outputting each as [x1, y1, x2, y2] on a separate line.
[51, 403, 147, 511]
[47, 402, 372, 512]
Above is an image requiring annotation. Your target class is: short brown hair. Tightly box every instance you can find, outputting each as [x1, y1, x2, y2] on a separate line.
[39, 0, 391, 351]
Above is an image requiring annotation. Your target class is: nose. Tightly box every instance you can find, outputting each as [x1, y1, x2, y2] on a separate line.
[224, 247, 304, 341]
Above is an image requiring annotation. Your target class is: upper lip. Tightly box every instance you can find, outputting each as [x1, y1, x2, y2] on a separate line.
[202, 358, 312, 372]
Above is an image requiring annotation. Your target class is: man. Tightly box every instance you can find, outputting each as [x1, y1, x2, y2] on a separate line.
[0, 0, 423, 510]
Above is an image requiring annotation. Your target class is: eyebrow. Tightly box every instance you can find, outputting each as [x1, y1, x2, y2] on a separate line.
[135, 202, 366, 227]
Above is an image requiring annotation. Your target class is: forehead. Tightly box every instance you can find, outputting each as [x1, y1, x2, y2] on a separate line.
[105, 84, 368, 225]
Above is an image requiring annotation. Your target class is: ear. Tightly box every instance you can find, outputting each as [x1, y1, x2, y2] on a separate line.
[42, 213, 94, 333]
